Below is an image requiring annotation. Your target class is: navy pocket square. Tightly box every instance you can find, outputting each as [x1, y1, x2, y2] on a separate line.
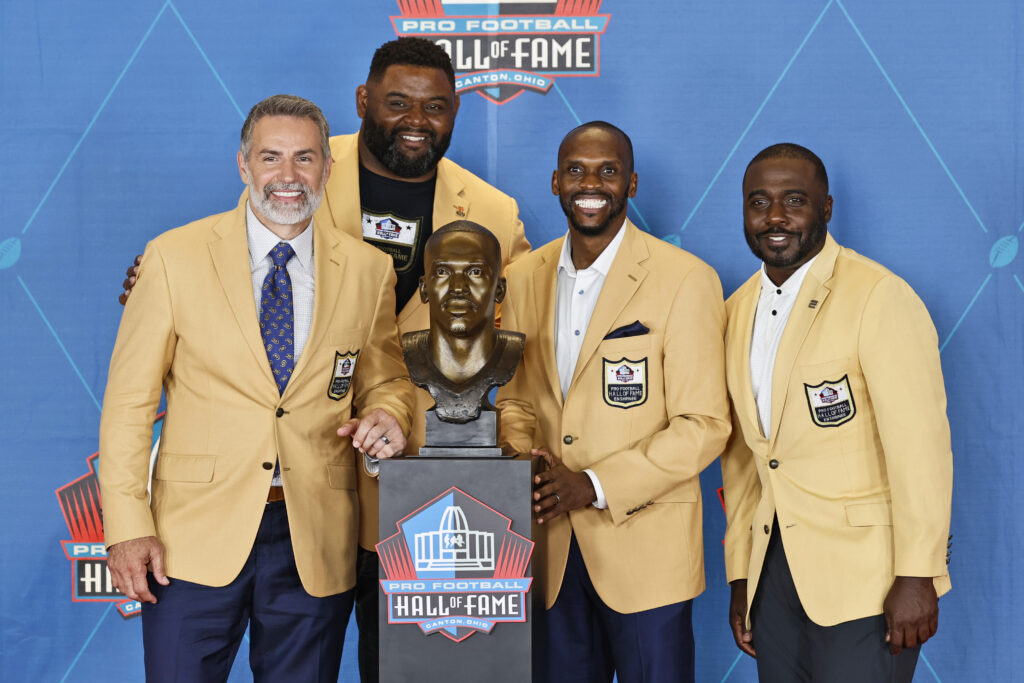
[604, 321, 649, 340]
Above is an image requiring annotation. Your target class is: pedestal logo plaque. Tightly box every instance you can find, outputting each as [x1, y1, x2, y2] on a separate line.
[377, 486, 533, 642]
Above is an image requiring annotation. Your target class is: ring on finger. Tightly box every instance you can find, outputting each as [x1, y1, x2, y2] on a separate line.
[379, 435, 391, 445]
[553, 493, 560, 505]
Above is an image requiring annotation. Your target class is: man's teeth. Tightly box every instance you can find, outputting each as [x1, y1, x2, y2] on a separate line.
[401, 134, 426, 142]
[575, 197, 607, 209]
[273, 191, 302, 198]
[767, 235, 788, 243]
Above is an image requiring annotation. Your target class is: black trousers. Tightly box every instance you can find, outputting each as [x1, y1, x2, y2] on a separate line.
[355, 546, 380, 683]
[750, 522, 920, 683]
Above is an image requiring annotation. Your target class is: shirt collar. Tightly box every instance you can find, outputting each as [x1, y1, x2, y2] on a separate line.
[245, 202, 314, 270]
[557, 217, 628, 278]
[759, 251, 819, 298]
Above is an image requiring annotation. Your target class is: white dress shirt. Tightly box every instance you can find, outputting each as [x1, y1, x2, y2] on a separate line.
[749, 255, 818, 439]
[554, 220, 627, 509]
[246, 203, 315, 486]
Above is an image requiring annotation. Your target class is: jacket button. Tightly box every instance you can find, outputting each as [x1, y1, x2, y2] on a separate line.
[262, 462, 274, 470]
[769, 459, 779, 469]
[276, 407, 285, 417]
[563, 435, 573, 445]
[763, 524, 770, 534]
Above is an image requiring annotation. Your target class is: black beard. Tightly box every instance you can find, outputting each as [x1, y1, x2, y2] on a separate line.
[559, 191, 627, 237]
[362, 113, 451, 179]
[744, 214, 828, 269]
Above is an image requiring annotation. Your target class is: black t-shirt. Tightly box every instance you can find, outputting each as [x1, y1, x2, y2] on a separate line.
[358, 164, 436, 313]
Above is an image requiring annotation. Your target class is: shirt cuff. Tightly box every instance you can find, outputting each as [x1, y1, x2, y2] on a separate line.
[583, 468, 607, 509]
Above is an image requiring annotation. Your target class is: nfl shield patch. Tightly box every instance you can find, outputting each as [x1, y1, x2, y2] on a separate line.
[804, 375, 856, 427]
[327, 350, 359, 401]
[603, 358, 648, 409]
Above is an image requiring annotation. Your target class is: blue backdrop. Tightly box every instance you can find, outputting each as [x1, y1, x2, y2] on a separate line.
[1, 1, 1020, 680]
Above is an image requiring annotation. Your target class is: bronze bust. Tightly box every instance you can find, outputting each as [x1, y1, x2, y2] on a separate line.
[401, 220, 524, 443]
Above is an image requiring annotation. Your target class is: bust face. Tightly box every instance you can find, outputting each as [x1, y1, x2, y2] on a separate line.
[420, 230, 504, 340]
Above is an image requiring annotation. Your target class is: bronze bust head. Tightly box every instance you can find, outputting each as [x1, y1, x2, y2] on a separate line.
[402, 220, 525, 424]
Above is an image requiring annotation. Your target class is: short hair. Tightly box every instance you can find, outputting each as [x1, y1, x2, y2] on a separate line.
[239, 94, 331, 162]
[560, 120, 635, 172]
[746, 143, 829, 191]
[367, 37, 456, 90]
[426, 220, 502, 265]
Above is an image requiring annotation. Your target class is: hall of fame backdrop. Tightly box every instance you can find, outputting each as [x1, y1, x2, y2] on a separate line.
[1, 1, 1020, 681]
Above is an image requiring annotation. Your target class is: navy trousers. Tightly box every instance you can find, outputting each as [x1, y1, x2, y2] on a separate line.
[751, 522, 920, 682]
[140, 500, 354, 683]
[354, 546, 380, 683]
[544, 534, 695, 683]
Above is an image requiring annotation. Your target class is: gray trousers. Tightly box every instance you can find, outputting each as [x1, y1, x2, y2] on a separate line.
[750, 521, 920, 683]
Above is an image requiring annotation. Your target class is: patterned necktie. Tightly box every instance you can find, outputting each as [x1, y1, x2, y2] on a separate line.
[260, 242, 296, 395]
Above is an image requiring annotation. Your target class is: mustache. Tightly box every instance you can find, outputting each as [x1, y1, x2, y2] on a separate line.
[392, 127, 436, 142]
[571, 191, 614, 202]
[263, 182, 311, 199]
[757, 227, 797, 237]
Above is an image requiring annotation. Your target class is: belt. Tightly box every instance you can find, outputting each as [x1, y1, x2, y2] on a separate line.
[267, 486, 285, 503]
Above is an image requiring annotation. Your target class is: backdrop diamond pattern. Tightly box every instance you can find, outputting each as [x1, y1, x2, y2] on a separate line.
[1, 1, 1019, 680]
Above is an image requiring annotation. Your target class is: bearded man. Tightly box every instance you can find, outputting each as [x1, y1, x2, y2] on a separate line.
[99, 94, 414, 682]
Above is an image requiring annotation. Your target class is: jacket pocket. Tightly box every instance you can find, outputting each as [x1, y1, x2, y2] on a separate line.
[327, 464, 357, 490]
[153, 454, 216, 483]
[845, 500, 893, 526]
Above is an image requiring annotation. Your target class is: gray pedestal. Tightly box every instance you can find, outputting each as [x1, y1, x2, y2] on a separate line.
[377, 456, 539, 683]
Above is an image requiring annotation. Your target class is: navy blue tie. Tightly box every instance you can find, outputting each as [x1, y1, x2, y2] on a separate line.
[260, 242, 296, 395]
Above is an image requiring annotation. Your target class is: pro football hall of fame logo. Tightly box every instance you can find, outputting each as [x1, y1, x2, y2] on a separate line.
[55, 414, 165, 619]
[392, 0, 610, 104]
[377, 487, 534, 642]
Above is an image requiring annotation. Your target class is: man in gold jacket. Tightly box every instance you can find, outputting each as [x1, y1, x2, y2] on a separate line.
[497, 122, 730, 682]
[99, 95, 414, 682]
[118, 38, 530, 682]
[721, 143, 953, 682]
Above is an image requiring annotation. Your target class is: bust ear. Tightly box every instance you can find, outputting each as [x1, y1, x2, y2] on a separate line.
[419, 275, 429, 303]
[494, 276, 507, 304]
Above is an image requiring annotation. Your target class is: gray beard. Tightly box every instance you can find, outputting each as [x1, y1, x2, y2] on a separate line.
[245, 165, 324, 226]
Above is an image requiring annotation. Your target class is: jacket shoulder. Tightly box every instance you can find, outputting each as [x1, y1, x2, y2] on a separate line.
[328, 133, 358, 158]
[439, 157, 517, 205]
[505, 237, 559, 279]
[147, 208, 237, 253]
[636, 229, 721, 284]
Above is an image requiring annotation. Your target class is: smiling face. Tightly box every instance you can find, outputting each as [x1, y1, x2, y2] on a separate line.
[420, 229, 505, 340]
[553, 126, 638, 238]
[357, 64, 459, 181]
[237, 115, 331, 237]
[742, 156, 832, 285]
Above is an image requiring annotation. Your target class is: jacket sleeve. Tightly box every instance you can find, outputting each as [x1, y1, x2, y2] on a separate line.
[352, 261, 415, 439]
[98, 241, 176, 548]
[495, 276, 537, 455]
[859, 275, 953, 577]
[589, 262, 732, 525]
[720, 401, 761, 583]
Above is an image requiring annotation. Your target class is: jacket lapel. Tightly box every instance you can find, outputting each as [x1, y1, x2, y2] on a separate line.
[731, 276, 766, 440]
[208, 197, 277, 389]
[532, 240, 563, 406]
[287, 219, 346, 392]
[767, 234, 839, 445]
[570, 221, 648, 390]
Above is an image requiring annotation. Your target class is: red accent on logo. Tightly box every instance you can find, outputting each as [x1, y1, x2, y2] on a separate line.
[555, 0, 603, 14]
[396, 0, 444, 17]
[56, 452, 103, 543]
